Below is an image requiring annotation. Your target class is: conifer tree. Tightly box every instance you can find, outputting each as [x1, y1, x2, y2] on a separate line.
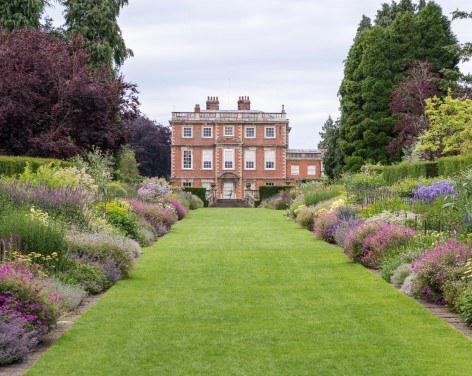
[338, 1, 459, 172]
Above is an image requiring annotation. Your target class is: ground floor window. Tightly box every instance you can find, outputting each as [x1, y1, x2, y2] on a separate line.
[182, 181, 192, 187]
[183, 149, 192, 169]
[308, 165, 316, 175]
[264, 149, 275, 170]
[266, 182, 275, 186]
[291, 165, 300, 176]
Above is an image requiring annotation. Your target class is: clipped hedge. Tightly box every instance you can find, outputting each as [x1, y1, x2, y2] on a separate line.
[183, 187, 208, 207]
[0, 156, 68, 177]
[437, 154, 472, 177]
[371, 155, 472, 184]
[259, 186, 290, 201]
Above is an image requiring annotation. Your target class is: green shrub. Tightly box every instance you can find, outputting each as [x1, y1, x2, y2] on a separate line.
[183, 188, 208, 207]
[343, 173, 385, 203]
[189, 194, 204, 210]
[295, 206, 318, 230]
[457, 283, 472, 325]
[0, 209, 66, 258]
[55, 258, 110, 294]
[106, 181, 128, 199]
[437, 154, 472, 177]
[381, 161, 438, 184]
[359, 197, 409, 219]
[391, 177, 436, 197]
[95, 200, 141, 241]
[115, 146, 141, 184]
[303, 185, 342, 207]
[66, 231, 140, 278]
[259, 186, 290, 201]
[0, 155, 68, 177]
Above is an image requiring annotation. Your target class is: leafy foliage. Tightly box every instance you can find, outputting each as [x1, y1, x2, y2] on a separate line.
[0, 29, 138, 158]
[416, 95, 472, 158]
[62, 0, 133, 69]
[339, 2, 459, 171]
[318, 116, 343, 180]
[128, 116, 171, 178]
[0, 0, 45, 31]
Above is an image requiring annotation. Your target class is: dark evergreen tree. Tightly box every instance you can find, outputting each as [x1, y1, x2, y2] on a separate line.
[338, 1, 459, 172]
[62, 0, 133, 69]
[0, 0, 46, 30]
[318, 116, 342, 180]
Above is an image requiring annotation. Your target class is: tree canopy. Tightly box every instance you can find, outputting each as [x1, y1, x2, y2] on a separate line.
[0, 29, 138, 158]
[338, 1, 459, 172]
[62, 0, 133, 69]
[318, 116, 343, 180]
[0, 0, 46, 31]
[128, 116, 171, 178]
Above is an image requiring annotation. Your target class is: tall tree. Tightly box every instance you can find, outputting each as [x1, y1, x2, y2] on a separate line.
[128, 116, 171, 178]
[388, 61, 440, 156]
[338, 1, 459, 172]
[62, 0, 133, 69]
[0, 29, 138, 158]
[0, 0, 46, 30]
[318, 116, 343, 180]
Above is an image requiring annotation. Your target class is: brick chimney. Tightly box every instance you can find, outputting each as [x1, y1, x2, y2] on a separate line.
[206, 96, 219, 110]
[238, 96, 251, 111]
[194, 104, 200, 112]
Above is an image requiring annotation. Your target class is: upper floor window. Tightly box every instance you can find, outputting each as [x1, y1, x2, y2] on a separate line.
[245, 127, 256, 138]
[202, 127, 213, 138]
[183, 127, 193, 138]
[182, 181, 192, 187]
[244, 149, 256, 170]
[224, 126, 234, 137]
[291, 165, 300, 176]
[182, 149, 192, 169]
[308, 165, 316, 175]
[202, 149, 213, 170]
[224, 149, 234, 170]
[265, 126, 276, 139]
[264, 149, 275, 170]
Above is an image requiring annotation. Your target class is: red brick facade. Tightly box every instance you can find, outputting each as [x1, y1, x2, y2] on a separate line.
[170, 97, 323, 199]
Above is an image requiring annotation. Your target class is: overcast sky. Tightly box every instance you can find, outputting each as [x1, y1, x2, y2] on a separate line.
[46, 1, 472, 148]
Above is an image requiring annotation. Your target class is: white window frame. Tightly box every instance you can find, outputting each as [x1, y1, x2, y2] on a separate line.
[182, 181, 192, 188]
[202, 126, 213, 138]
[182, 149, 193, 170]
[202, 149, 213, 170]
[183, 126, 193, 138]
[223, 148, 234, 170]
[264, 126, 276, 139]
[224, 126, 234, 137]
[244, 149, 256, 170]
[245, 127, 256, 138]
[264, 149, 276, 170]
[308, 165, 316, 175]
[291, 165, 300, 176]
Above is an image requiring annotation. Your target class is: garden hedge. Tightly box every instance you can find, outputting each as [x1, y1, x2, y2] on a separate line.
[183, 187, 209, 207]
[259, 186, 290, 201]
[372, 154, 472, 184]
[0, 156, 68, 177]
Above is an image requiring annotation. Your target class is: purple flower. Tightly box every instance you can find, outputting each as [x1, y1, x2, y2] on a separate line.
[412, 180, 458, 203]
[0, 313, 39, 365]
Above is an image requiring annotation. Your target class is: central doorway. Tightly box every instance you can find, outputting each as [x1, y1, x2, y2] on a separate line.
[222, 181, 235, 199]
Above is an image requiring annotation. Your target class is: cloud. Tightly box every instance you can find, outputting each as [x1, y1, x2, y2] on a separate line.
[45, 0, 472, 148]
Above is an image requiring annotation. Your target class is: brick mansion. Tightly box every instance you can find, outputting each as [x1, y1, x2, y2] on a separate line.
[170, 96, 323, 200]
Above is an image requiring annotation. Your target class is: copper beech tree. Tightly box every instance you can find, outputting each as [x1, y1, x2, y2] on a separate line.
[0, 29, 139, 158]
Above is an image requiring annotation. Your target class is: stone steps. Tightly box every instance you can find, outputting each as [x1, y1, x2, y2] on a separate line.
[211, 199, 250, 208]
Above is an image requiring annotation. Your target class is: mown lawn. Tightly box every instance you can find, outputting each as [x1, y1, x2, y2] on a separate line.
[28, 208, 472, 375]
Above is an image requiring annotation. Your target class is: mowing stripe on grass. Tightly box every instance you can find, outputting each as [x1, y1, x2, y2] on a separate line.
[28, 208, 472, 375]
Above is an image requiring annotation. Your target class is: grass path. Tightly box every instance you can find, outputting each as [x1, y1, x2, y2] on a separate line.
[28, 209, 472, 375]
